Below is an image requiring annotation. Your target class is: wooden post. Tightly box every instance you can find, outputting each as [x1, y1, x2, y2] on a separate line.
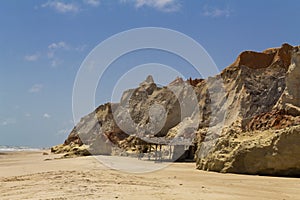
[148, 144, 151, 160]
[159, 144, 162, 161]
[169, 145, 172, 160]
[155, 144, 158, 161]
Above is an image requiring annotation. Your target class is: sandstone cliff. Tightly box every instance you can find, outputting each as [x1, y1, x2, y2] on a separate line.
[52, 44, 300, 176]
[196, 44, 300, 176]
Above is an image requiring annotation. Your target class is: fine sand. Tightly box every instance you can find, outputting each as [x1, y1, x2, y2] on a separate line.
[0, 151, 299, 200]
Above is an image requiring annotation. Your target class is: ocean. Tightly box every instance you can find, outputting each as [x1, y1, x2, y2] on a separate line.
[0, 145, 41, 152]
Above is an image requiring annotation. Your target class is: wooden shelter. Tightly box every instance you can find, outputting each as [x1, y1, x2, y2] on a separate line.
[137, 136, 195, 162]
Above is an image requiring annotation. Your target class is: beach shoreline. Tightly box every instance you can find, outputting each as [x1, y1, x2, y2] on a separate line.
[0, 151, 299, 200]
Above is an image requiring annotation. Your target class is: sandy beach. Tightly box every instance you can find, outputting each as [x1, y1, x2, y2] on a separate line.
[0, 151, 299, 200]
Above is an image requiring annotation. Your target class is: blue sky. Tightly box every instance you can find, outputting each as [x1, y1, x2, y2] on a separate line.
[0, 0, 299, 147]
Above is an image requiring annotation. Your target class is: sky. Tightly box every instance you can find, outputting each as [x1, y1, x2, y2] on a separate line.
[0, 0, 300, 147]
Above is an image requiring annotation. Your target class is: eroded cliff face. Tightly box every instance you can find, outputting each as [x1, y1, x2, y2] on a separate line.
[52, 75, 199, 156]
[276, 47, 300, 116]
[53, 44, 300, 176]
[195, 44, 300, 176]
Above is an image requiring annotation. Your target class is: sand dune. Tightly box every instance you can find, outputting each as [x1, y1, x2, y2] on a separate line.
[0, 151, 299, 200]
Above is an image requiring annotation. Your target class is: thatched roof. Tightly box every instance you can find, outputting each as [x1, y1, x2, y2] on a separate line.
[140, 136, 194, 146]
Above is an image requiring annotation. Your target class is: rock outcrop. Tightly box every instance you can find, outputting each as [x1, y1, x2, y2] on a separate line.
[197, 125, 300, 176]
[276, 47, 300, 116]
[230, 43, 293, 70]
[53, 75, 199, 158]
[53, 43, 300, 176]
[196, 44, 300, 176]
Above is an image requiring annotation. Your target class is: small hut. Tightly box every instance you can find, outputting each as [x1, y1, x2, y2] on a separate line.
[138, 136, 195, 162]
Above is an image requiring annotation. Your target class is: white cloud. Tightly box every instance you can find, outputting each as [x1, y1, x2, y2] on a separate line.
[47, 41, 69, 67]
[84, 0, 100, 7]
[43, 113, 51, 119]
[24, 53, 39, 62]
[122, 0, 180, 12]
[25, 113, 31, 118]
[46, 42, 87, 67]
[48, 41, 68, 50]
[1, 118, 16, 126]
[203, 7, 232, 18]
[29, 84, 43, 93]
[42, 1, 80, 13]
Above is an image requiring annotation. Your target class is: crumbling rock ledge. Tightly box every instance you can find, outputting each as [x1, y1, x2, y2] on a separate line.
[196, 125, 300, 176]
